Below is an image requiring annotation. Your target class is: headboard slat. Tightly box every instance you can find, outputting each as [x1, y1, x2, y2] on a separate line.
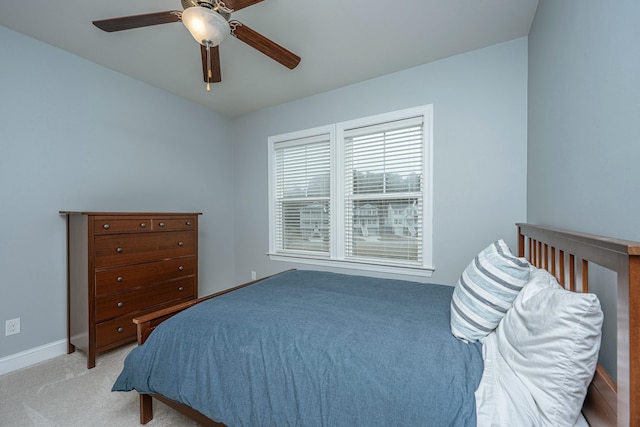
[559, 250, 566, 287]
[582, 259, 589, 293]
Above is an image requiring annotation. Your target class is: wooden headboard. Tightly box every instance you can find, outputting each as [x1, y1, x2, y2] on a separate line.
[517, 223, 640, 426]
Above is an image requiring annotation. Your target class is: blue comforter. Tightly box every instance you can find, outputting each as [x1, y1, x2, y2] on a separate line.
[113, 270, 483, 426]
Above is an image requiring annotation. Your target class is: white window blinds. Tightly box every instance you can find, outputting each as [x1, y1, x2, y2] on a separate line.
[268, 105, 432, 276]
[343, 116, 425, 265]
[273, 134, 331, 255]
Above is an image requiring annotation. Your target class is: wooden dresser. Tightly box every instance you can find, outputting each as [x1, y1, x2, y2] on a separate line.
[61, 211, 201, 368]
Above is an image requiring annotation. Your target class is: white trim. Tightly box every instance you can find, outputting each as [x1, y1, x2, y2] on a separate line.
[336, 104, 433, 269]
[422, 104, 434, 269]
[0, 339, 67, 376]
[339, 108, 427, 136]
[268, 125, 335, 256]
[268, 253, 434, 278]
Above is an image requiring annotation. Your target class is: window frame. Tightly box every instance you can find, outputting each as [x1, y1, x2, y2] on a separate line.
[268, 105, 433, 277]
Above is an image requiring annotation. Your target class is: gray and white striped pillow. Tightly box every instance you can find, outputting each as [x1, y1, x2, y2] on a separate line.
[450, 240, 531, 343]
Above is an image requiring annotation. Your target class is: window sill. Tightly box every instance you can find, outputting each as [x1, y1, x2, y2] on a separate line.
[267, 253, 434, 278]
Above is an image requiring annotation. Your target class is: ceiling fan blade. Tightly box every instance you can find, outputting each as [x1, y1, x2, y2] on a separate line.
[224, 0, 264, 11]
[201, 45, 222, 83]
[93, 11, 181, 32]
[231, 21, 300, 69]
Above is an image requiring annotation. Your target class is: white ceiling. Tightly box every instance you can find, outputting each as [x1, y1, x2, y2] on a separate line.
[0, 0, 538, 117]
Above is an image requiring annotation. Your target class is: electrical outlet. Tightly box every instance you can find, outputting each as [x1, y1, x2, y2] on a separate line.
[251, 271, 257, 280]
[5, 318, 20, 336]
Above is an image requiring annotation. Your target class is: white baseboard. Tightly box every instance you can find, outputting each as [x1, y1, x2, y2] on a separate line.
[0, 339, 68, 376]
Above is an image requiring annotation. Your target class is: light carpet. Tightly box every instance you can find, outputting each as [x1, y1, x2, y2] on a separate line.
[0, 344, 199, 426]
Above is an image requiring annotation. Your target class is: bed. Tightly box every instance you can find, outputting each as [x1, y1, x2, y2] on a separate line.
[112, 223, 640, 426]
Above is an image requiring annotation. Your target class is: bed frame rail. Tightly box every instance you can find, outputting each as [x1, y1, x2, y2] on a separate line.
[517, 223, 640, 427]
[132, 271, 291, 425]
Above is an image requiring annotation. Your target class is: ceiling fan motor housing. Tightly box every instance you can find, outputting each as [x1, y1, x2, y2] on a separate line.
[181, 0, 232, 20]
[181, 1, 216, 10]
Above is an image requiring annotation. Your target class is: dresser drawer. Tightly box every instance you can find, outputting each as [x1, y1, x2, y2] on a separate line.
[95, 256, 196, 295]
[94, 217, 152, 234]
[95, 277, 196, 322]
[95, 315, 138, 351]
[94, 231, 195, 268]
[152, 217, 196, 231]
[95, 293, 195, 350]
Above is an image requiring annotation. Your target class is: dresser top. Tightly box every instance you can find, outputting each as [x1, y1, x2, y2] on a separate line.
[60, 211, 202, 216]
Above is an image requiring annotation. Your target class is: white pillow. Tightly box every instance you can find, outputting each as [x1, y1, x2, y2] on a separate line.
[489, 267, 603, 426]
[476, 330, 542, 426]
[450, 240, 531, 342]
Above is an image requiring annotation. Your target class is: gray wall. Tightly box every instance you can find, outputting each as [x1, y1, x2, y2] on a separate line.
[528, 0, 640, 238]
[0, 29, 528, 364]
[528, 0, 640, 380]
[231, 38, 529, 286]
[0, 26, 236, 359]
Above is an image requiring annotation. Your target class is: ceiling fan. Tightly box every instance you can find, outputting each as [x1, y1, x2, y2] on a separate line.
[93, 0, 301, 91]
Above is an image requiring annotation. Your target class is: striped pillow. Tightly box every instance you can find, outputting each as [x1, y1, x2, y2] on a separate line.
[450, 240, 531, 343]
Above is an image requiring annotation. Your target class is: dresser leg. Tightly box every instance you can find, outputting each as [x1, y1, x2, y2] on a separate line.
[87, 351, 96, 369]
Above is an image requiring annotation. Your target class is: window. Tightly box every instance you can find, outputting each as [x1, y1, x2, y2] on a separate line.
[268, 105, 433, 276]
[272, 131, 332, 255]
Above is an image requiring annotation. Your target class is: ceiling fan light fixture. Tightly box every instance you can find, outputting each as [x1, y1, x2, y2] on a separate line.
[182, 6, 230, 47]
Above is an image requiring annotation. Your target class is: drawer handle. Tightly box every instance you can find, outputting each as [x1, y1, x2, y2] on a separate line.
[178, 241, 184, 247]
[117, 327, 124, 333]
[117, 302, 123, 308]
[116, 247, 123, 253]
[186, 221, 192, 226]
[159, 222, 165, 227]
[178, 266, 184, 271]
[117, 276, 124, 282]
[103, 224, 110, 230]
[140, 223, 147, 228]
[178, 286, 184, 292]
